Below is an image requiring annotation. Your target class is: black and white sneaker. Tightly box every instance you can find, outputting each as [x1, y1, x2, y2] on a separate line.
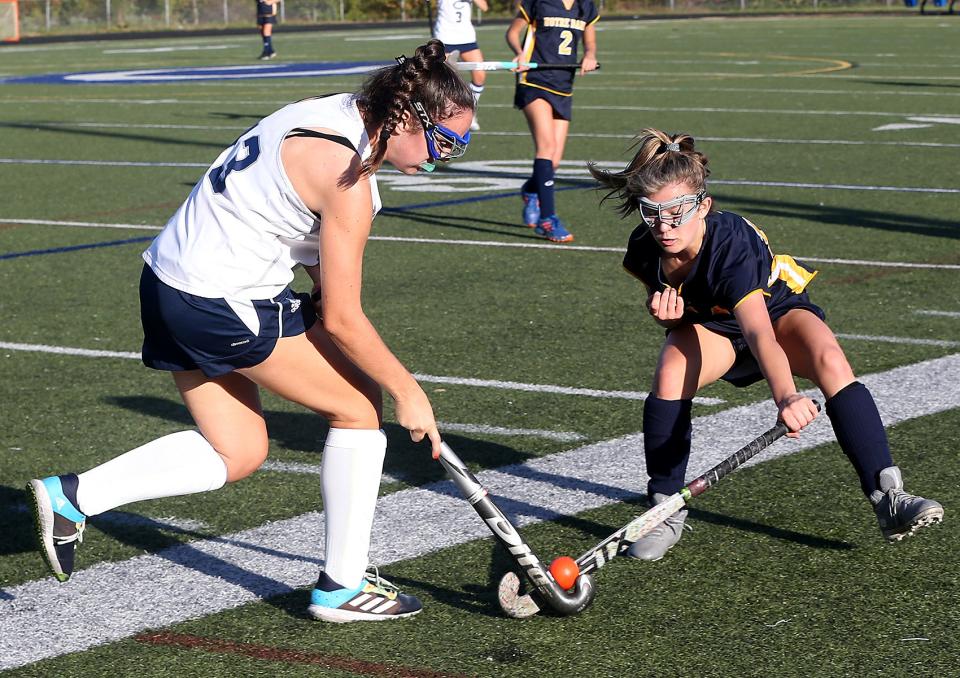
[308, 567, 422, 623]
[870, 466, 943, 542]
[27, 474, 87, 582]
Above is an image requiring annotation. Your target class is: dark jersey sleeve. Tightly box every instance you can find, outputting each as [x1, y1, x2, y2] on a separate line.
[622, 226, 657, 291]
[581, 0, 599, 25]
[518, 0, 538, 23]
[708, 214, 771, 311]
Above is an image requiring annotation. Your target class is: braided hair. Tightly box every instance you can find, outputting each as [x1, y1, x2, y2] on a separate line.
[356, 39, 475, 177]
[589, 129, 711, 218]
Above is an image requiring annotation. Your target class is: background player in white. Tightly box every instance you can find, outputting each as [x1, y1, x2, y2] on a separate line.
[433, 0, 488, 130]
[27, 40, 474, 623]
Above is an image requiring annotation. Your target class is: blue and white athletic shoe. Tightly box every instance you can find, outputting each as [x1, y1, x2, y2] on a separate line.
[27, 474, 86, 582]
[534, 215, 574, 243]
[522, 192, 541, 228]
[308, 567, 423, 623]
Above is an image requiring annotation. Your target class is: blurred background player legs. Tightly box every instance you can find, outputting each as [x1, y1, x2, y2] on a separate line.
[433, 0, 488, 130]
[256, 0, 278, 60]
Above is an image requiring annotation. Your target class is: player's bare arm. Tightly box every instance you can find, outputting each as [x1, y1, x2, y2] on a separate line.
[734, 291, 818, 435]
[580, 24, 598, 75]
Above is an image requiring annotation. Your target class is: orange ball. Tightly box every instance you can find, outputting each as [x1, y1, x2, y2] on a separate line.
[549, 556, 580, 590]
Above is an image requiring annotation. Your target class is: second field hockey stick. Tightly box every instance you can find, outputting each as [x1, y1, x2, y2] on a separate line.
[498, 405, 818, 618]
[425, 0, 434, 38]
[454, 61, 601, 72]
[438, 442, 597, 617]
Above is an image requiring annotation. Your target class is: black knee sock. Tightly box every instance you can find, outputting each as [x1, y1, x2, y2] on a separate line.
[532, 158, 555, 220]
[644, 396, 693, 497]
[825, 381, 894, 496]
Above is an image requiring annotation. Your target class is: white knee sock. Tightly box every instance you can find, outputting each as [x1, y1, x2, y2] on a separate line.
[470, 82, 484, 105]
[320, 427, 387, 589]
[75, 430, 228, 516]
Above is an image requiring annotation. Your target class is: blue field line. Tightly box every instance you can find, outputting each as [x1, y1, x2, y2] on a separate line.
[0, 235, 154, 261]
[381, 184, 585, 213]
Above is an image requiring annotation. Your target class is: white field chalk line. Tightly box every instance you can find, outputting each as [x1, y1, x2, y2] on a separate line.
[2, 161, 958, 194]
[5, 219, 960, 271]
[915, 310, 960, 319]
[16, 122, 960, 149]
[2, 353, 959, 670]
[0, 341, 719, 404]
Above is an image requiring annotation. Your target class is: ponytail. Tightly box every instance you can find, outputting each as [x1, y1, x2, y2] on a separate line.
[589, 129, 710, 218]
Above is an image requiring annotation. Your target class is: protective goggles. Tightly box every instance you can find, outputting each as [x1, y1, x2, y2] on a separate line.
[410, 100, 470, 173]
[639, 189, 706, 229]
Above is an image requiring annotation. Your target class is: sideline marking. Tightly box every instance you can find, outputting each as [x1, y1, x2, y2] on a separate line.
[2, 353, 958, 670]
[0, 341, 720, 404]
[915, 310, 960, 319]
[4, 219, 959, 271]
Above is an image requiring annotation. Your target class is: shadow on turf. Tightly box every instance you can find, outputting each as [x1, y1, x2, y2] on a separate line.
[0, 121, 228, 151]
[712, 191, 960, 242]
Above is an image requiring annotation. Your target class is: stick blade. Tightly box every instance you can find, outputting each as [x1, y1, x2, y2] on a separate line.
[497, 571, 541, 619]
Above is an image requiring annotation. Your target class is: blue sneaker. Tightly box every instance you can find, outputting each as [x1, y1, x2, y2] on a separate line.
[27, 474, 86, 582]
[308, 567, 423, 623]
[534, 215, 575, 243]
[522, 192, 540, 228]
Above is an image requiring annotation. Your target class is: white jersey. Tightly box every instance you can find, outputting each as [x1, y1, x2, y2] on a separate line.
[434, 0, 477, 46]
[143, 93, 381, 300]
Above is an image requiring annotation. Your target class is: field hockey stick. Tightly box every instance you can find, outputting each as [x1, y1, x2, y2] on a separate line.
[438, 442, 597, 617]
[454, 61, 601, 72]
[499, 404, 818, 618]
[425, 0, 434, 38]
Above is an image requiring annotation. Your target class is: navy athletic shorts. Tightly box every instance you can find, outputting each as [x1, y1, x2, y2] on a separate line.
[445, 42, 480, 54]
[139, 264, 316, 378]
[715, 300, 826, 388]
[257, 1, 277, 24]
[514, 84, 573, 121]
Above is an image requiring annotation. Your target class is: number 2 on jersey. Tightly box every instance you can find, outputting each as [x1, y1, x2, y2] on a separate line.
[209, 136, 261, 194]
[558, 29, 573, 56]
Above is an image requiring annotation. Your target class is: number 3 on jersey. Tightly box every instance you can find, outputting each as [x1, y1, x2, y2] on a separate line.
[209, 135, 261, 194]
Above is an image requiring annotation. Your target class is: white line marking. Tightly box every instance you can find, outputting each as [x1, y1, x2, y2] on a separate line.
[915, 310, 960, 319]
[102, 45, 235, 54]
[0, 342, 718, 404]
[5, 220, 959, 271]
[436, 422, 587, 442]
[259, 460, 405, 485]
[2, 353, 958, 669]
[835, 333, 960, 349]
[20, 122, 960, 148]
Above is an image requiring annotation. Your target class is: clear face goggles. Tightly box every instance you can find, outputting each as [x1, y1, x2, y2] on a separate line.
[638, 189, 706, 229]
[410, 100, 470, 173]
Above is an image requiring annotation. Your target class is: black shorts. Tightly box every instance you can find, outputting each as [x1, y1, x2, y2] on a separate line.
[257, 1, 277, 24]
[139, 265, 316, 378]
[445, 42, 480, 54]
[714, 300, 826, 387]
[514, 84, 573, 121]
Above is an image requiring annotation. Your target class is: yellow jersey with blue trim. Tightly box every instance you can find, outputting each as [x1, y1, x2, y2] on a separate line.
[517, 0, 599, 96]
[143, 93, 380, 301]
[622, 210, 819, 336]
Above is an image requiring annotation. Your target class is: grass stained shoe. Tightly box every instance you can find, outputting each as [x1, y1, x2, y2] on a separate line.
[27, 474, 86, 582]
[626, 493, 690, 561]
[522, 192, 540, 228]
[534, 215, 574, 243]
[308, 567, 422, 623]
[870, 466, 944, 542]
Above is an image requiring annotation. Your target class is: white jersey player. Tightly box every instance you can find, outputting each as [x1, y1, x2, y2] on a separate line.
[27, 41, 476, 625]
[433, 0, 488, 130]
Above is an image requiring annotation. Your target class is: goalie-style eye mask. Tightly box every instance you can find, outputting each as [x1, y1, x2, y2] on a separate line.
[410, 100, 471, 173]
[639, 189, 707, 229]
